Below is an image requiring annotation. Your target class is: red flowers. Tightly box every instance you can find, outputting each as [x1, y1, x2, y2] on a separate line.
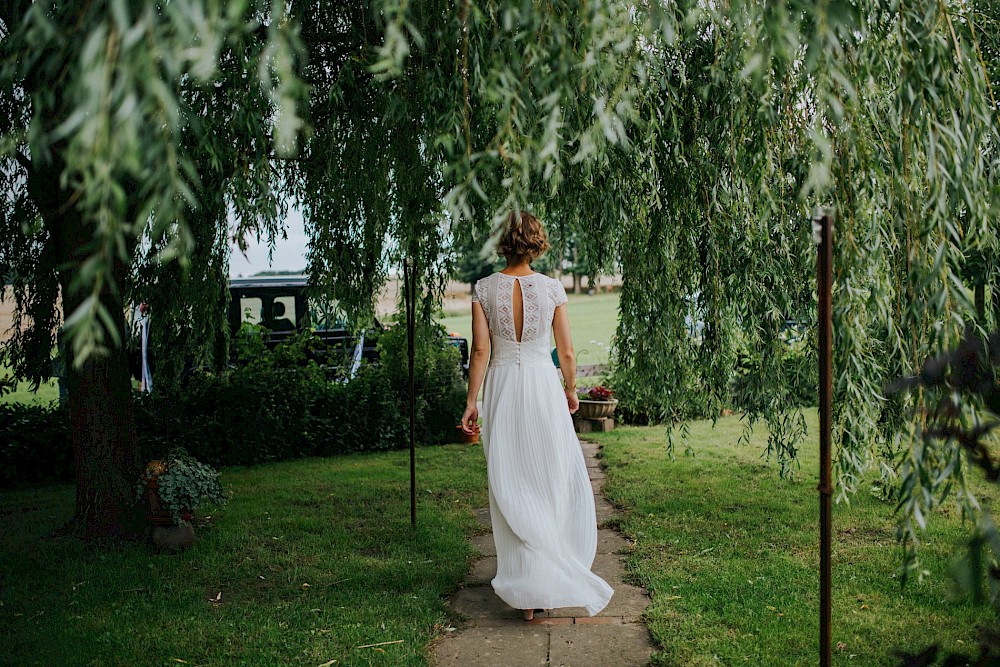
[581, 385, 614, 401]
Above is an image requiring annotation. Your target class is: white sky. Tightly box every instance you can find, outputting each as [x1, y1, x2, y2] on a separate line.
[228, 206, 309, 277]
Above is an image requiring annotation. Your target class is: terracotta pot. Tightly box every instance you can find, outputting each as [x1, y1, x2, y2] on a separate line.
[577, 399, 618, 420]
[456, 424, 480, 444]
[146, 478, 193, 527]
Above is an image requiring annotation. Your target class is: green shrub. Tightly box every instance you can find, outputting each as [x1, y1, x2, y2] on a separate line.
[0, 402, 72, 487]
[1, 325, 467, 489]
[732, 341, 818, 411]
[376, 322, 466, 445]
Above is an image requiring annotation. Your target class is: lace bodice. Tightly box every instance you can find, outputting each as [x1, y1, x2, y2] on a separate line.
[472, 272, 568, 367]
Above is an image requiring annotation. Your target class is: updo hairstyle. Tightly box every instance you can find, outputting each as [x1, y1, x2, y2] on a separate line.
[496, 211, 551, 263]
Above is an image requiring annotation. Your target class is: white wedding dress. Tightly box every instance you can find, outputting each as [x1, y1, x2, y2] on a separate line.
[473, 271, 614, 616]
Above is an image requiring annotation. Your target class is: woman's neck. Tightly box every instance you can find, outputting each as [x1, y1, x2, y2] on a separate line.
[501, 259, 534, 276]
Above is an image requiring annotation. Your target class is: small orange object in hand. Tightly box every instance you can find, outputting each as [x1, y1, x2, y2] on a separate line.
[456, 423, 480, 444]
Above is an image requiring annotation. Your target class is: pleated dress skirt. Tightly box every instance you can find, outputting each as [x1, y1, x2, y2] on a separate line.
[480, 360, 614, 616]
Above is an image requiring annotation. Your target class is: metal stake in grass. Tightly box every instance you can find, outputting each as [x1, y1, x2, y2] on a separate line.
[404, 255, 417, 528]
[815, 210, 834, 667]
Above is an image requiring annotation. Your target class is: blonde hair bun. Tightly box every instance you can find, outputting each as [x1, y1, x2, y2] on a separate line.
[497, 211, 551, 263]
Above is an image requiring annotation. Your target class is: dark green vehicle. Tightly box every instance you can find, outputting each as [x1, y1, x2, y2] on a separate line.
[227, 275, 469, 373]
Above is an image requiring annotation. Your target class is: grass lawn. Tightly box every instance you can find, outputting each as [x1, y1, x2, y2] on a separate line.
[0, 363, 58, 404]
[0, 444, 488, 667]
[438, 291, 620, 366]
[589, 412, 998, 666]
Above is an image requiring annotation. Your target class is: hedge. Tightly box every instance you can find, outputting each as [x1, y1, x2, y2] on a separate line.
[1, 326, 466, 489]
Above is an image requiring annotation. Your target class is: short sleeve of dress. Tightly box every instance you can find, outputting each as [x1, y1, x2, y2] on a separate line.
[551, 278, 568, 307]
[472, 279, 488, 318]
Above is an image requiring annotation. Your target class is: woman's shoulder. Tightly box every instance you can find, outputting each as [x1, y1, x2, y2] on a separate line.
[475, 272, 497, 287]
[543, 273, 566, 289]
[472, 273, 495, 302]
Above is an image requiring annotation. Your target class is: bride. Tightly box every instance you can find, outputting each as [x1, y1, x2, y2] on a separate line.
[461, 211, 614, 621]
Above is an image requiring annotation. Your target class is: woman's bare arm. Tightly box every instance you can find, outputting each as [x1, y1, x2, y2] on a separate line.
[552, 303, 579, 414]
[461, 301, 491, 433]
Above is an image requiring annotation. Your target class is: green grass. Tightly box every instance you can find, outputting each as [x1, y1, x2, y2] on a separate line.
[0, 363, 58, 404]
[438, 291, 620, 365]
[589, 412, 997, 666]
[0, 444, 488, 667]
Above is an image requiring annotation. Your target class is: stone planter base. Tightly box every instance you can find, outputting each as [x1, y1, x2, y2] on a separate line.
[152, 523, 195, 553]
[573, 416, 615, 434]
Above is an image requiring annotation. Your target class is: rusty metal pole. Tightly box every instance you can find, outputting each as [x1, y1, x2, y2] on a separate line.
[816, 210, 834, 667]
[404, 257, 417, 527]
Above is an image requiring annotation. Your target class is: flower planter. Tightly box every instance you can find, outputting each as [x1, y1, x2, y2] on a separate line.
[146, 478, 194, 527]
[577, 399, 618, 420]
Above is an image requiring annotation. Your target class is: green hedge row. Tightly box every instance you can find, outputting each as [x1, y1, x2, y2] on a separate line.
[1, 326, 466, 489]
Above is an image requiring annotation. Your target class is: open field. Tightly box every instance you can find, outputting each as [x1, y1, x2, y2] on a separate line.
[590, 413, 998, 666]
[438, 290, 620, 366]
[0, 444, 488, 667]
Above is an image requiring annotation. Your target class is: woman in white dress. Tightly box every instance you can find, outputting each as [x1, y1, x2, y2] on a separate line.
[461, 211, 614, 621]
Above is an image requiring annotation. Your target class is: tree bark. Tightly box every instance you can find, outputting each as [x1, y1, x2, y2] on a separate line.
[30, 157, 144, 542]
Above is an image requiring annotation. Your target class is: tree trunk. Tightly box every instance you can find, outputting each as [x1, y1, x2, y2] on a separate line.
[16, 11, 145, 542]
[974, 283, 985, 322]
[33, 163, 144, 542]
[61, 275, 144, 540]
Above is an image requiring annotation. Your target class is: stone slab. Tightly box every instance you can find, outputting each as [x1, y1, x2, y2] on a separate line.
[597, 529, 629, 554]
[588, 468, 607, 481]
[466, 557, 497, 586]
[470, 533, 496, 557]
[594, 496, 618, 521]
[591, 553, 625, 582]
[448, 586, 522, 622]
[575, 418, 615, 434]
[545, 582, 649, 621]
[433, 625, 550, 667]
[591, 478, 605, 494]
[580, 442, 600, 457]
[473, 507, 491, 528]
[585, 458, 602, 469]
[573, 616, 626, 625]
[527, 616, 573, 625]
[549, 623, 655, 667]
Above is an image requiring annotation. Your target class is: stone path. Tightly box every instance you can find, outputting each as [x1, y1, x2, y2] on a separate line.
[432, 440, 656, 667]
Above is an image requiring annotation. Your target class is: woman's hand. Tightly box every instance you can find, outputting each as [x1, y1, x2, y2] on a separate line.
[565, 388, 579, 414]
[461, 403, 480, 434]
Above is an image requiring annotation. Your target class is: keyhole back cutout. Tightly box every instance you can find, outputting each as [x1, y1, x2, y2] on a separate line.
[511, 278, 524, 342]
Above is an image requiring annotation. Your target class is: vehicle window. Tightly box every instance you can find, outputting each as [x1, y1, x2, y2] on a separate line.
[240, 297, 263, 325]
[308, 297, 348, 330]
[273, 296, 296, 327]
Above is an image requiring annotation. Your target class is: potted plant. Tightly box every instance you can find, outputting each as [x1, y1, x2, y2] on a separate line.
[576, 385, 618, 420]
[138, 448, 226, 551]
